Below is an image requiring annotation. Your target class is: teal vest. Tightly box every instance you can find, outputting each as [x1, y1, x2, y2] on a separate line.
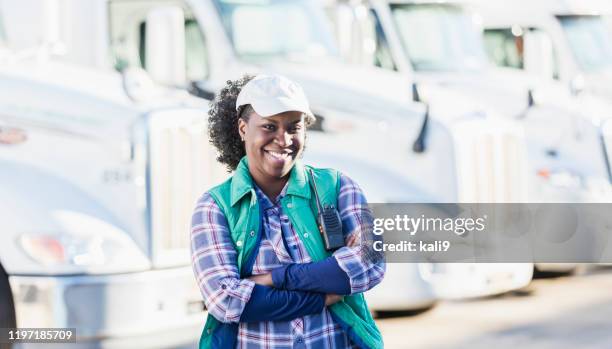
[199, 157, 383, 349]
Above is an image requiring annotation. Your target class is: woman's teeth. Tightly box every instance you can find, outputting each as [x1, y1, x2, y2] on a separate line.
[267, 151, 290, 159]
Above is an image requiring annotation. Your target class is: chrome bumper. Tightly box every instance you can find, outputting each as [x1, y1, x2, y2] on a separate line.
[9, 267, 205, 348]
[423, 263, 534, 300]
[365, 263, 437, 311]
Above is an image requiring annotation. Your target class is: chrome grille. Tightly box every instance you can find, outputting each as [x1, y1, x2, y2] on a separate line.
[148, 110, 228, 267]
[454, 120, 528, 203]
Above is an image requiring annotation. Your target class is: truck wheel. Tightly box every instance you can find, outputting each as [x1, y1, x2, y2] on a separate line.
[0, 263, 16, 349]
[533, 264, 580, 278]
[374, 302, 437, 318]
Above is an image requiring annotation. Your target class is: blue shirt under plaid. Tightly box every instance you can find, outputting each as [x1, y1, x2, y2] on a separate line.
[191, 173, 385, 348]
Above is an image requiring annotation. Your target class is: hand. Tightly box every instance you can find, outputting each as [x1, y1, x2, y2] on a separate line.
[248, 273, 273, 287]
[325, 294, 343, 306]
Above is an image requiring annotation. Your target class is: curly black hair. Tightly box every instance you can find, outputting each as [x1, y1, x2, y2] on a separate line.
[207, 75, 255, 172]
[208, 74, 315, 172]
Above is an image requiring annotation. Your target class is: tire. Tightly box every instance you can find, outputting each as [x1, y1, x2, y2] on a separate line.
[0, 263, 16, 349]
[533, 264, 579, 278]
[373, 302, 437, 319]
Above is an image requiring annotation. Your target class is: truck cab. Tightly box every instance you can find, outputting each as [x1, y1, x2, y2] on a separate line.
[476, 0, 612, 191]
[477, 0, 612, 102]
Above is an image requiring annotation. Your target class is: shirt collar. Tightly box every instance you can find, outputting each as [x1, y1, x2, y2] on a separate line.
[253, 183, 287, 210]
[230, 156, 311, 207]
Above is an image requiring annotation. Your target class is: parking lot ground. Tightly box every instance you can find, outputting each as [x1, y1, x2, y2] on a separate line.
[377, 267, 612, 349]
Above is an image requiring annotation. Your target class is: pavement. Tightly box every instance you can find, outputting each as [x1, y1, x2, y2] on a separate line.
[378, 267, 612, 349]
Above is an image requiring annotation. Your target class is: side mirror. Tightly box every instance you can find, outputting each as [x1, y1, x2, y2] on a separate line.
[411, 83, 429, 153]
[601, 119, 612, 184]
[145, 6, 186, 87]
[517, 88, 537, 119]
[527, 89, 535, 108]
[523, 29, 555, 80]
[412, 82, 421, 103]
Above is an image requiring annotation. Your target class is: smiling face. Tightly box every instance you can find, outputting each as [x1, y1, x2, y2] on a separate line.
[238, 109, 306, 185]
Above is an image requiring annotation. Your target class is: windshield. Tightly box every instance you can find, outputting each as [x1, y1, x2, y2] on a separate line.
[558, 15, 612, 73]
[212, 0, 338, 61]
[390, 4, 488, 72]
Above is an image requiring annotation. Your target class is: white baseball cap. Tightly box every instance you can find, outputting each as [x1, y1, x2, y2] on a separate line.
[235, 74, 314, 119]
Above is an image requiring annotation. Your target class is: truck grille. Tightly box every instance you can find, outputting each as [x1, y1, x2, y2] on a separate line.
[453, 120, 528, 203]
[148, 109, 228, 267]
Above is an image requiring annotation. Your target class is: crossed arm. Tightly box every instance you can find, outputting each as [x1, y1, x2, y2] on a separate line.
[190, 175, 385, 324]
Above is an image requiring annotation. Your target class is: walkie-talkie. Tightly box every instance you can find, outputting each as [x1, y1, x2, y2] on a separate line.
[308, 169, 345, 251]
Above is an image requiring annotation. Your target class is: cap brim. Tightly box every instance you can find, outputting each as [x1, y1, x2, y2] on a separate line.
[251, 97, 314, 119]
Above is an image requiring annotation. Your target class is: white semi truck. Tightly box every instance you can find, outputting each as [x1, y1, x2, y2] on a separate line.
[0, 53, 226, 348]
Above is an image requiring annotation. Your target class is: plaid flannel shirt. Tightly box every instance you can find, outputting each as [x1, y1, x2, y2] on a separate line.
[191, 173, 385, 348]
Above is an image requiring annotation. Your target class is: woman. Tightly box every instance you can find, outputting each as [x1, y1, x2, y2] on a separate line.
[191, 74, 385, 349]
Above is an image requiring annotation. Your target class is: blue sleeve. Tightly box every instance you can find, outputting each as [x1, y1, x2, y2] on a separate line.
[271, 256, 351, 295]
[239, 284, 325, 322]
[333, 173, 386, 294]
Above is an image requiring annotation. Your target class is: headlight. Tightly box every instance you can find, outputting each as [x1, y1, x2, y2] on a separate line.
[537, 168, 584, 188]
[18, 210, 150, 271]
[19, 233, 120, 267]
